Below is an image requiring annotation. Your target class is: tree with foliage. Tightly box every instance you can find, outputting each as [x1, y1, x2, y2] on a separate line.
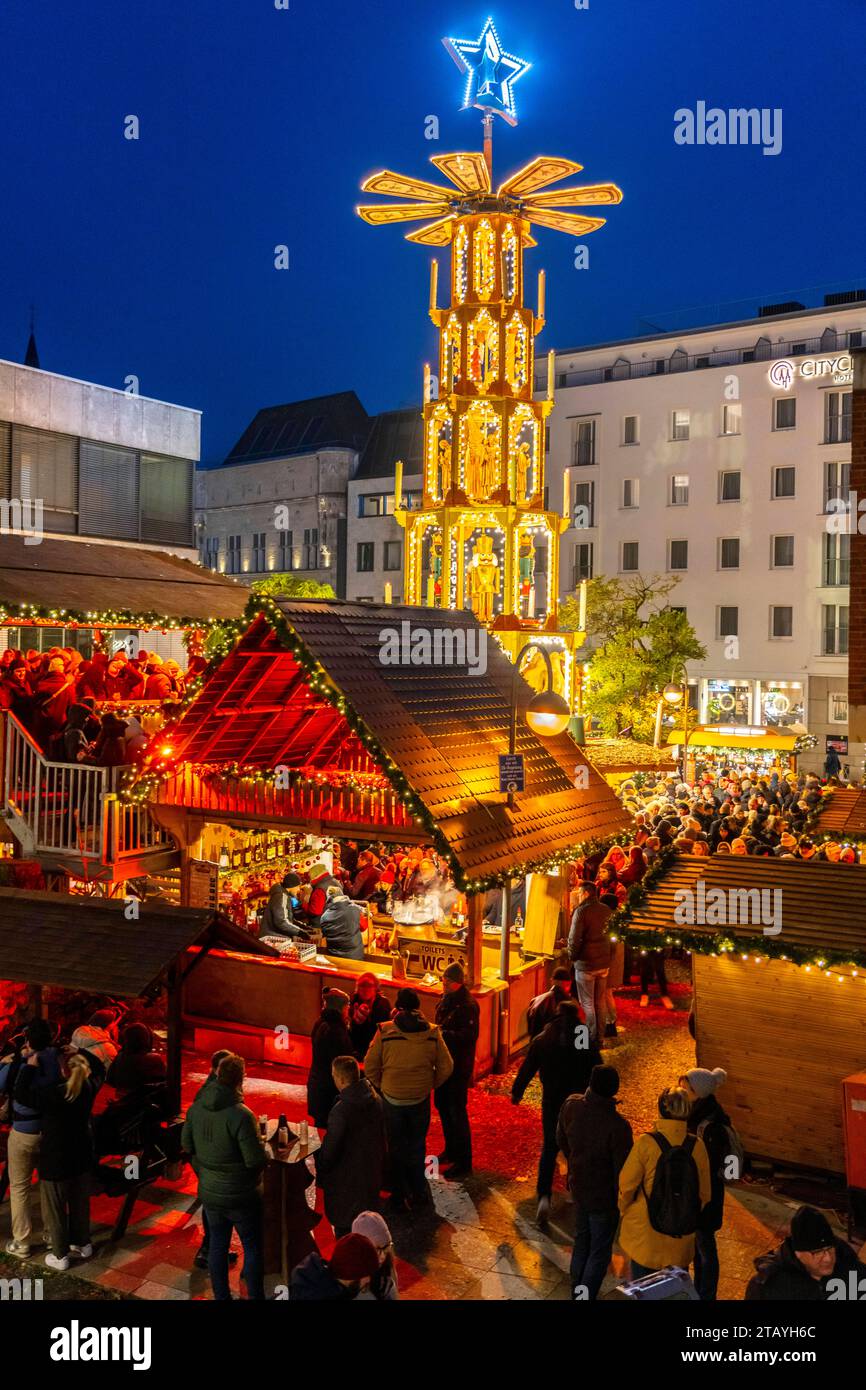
[560, 575, 706, 742]
[251, 575, 336, 600]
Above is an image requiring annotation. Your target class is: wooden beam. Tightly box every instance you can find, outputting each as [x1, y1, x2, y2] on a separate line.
[165, 961, 183, 1116]
[466, 892, 485, 989]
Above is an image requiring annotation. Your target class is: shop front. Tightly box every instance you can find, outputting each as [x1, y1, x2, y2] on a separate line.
[134, 596, 630, 1072]
[666, 724, 799, 778]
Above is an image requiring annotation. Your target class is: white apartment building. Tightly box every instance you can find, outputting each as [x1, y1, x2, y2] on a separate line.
[196, 392, 371, 596]
[543, 295, 866, 773]
[345, 407, 422, 603]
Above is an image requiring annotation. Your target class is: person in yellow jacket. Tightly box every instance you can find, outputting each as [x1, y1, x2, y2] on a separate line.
[618, 1086, 712, 1279]
[363, 987, 453, 1212]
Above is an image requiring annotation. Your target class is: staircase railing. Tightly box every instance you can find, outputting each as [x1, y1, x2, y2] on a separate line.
[2, 712, 172, 865]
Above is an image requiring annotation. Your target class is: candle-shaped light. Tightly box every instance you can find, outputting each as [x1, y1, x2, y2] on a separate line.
[547, 349, 555, 400]
[429, 258, 439, 315]
[423, 363, 431, 404]
[394, 458, 403, 510]
[562, 466, 571, 521]
[384, 581, 393, 605]
[537, 268, 546, 323]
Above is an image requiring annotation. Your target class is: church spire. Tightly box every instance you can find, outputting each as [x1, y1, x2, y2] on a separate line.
[24, 305, 40, 369]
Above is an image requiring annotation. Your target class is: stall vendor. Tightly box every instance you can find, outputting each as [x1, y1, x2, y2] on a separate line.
[259, 873, 305, 939]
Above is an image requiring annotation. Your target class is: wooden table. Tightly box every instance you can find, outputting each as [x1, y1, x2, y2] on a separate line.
[261, 1121, 323, 1288]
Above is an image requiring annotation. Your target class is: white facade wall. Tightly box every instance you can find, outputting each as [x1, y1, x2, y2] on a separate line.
[345, 473, 422, 603]
[544, 304, 865, 772]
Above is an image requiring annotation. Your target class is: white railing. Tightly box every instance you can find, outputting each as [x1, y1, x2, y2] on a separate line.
[2, 712, 171, 864]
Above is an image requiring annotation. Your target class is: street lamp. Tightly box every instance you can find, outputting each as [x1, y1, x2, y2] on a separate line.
[661, 673, 692, 780]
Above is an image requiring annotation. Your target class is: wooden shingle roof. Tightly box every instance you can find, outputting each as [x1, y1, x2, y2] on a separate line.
[622, 855, 866, 962]
[158, 599, 630, 882]
[815, 788, 866, 839]
[0, 889, 276, 996]
[0, 536, 249, 626]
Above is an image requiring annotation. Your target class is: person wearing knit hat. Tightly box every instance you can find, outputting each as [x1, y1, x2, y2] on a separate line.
[680, 1067, 735, 1300]
[557, 1065, 633, 1300]
[290, 1232, 379, 1300]
[351, 1211, 399, 1300]
[434, 960, 479, 1178]
[746, 1204, 866, 1301]
[307, 991, 353, 1128]
[304, 861, 341, 927]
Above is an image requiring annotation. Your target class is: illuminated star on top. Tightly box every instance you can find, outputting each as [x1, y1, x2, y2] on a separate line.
[443, 18, 531, 127]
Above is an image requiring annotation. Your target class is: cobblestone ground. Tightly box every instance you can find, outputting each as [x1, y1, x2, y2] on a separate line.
[0, 967, 856, 1300]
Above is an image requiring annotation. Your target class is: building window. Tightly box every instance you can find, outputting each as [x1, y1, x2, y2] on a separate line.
[573, 480, 595, 527]
[303, 527, 319, 569]
[670, 474, 689, 506]
[823, 460, 851, 512]
[623, 414, 639, 445]
[824, 390, 852, 444]
[822, 604, 849, 655]
[770, 605, 793, 639]
[621, 541, 639, 572]
[717, 606, 739, 638]
[721, 403, 742, 435]
[828, 691, 848, 724]
[668, 539, 688, 571]
[572, 419, 597, 467]
[719, 537, 740, 569]
[823, 532, 850, 586]
[251, 531, 266, 572]
[227, 534, 242, 575]
[278, 529, 295, 571]
[671, 410, 690, 441]
[772, 466, 796, 499]
[383, 540, 401, 571]
[774, 397, 796, 430]
[359, 492, 396, 518]
[356, 542, 375, 573]
[719, 470, 741, 502]
[622, 478, 639, 509]
[573, 542, 594, 584]
[772, 535, 794, 568]
[202, 536, 220, 571]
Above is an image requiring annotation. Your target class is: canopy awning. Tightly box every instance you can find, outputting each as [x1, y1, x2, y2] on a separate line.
[666, 727, 798, 752]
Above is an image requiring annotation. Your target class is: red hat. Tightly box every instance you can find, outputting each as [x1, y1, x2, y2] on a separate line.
[329, 1233, 380, 1282]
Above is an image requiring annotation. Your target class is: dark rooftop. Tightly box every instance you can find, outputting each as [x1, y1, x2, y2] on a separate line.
[212, 391, 371, 469]
[355, 406, 424, 482]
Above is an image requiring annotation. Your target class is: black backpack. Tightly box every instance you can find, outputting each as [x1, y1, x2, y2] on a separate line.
[644, 1132, 701, 1237]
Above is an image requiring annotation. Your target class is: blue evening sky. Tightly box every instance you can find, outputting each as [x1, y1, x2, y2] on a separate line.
[0, 0, 863, 463]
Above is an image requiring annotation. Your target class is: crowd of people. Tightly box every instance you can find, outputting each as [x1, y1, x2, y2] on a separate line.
[0, 643, 198, 765]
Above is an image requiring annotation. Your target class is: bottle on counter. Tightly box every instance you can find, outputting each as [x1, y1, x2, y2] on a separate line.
[276, 1113, 289, 1151]
[514, 909, 524, 933]
[299, 1120, 310, 1148]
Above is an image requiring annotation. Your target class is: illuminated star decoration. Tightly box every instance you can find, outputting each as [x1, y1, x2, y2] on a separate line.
[443, 18, 531, 127]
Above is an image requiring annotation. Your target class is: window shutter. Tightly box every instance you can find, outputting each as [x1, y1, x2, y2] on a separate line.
[11, 426, 78, 532]
[0, 422, 10, 499]
[140, 455, 194, 546]
[79, 441, 139, 539]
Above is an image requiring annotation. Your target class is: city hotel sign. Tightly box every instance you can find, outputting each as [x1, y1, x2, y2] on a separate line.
[768, 355, 853, 390]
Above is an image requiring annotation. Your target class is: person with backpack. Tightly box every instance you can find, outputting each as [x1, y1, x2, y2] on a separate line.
[680, 1067, 742, 1300]
[618, 1086, 711, 1280]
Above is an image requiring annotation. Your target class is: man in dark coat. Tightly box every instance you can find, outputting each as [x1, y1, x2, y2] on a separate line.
[259, 873, 303, 938]
[568, 883, 612, 1046]
[307, 991, 354, 1128]
[557, 1064, 633, 1299]
[315, 1055, 385, 1235]
[746, 1206, 866, 1301]
[434, 963, 480, 1178]
[527, 967, 573, 1039]
[318, 886, 364, 960]
[511, 1000, 602, 1226]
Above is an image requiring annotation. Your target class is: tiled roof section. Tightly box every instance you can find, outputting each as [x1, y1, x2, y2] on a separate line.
[815, 788, 866, 838]
[219, 391, 371, 467]
[0, 890, 276, 995]
[356, 407, 424, 481]
[274, 599, 630, 878]
[623, 856, 866, 958]
[0, 536, 249, 624]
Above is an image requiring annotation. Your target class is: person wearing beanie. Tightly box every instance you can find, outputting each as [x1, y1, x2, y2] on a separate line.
[434, 963, 480, 1179]
[302, 862, 342, 928]
[307, 991, 354, 1128]
[557, 1065, 633, 1300]
[34, 655, 75, 747]
[290, 1231, 380, 1300]
[527, 967, 574, 1040]
[363, 987, 453, 1212]
[746, 1205, 866, 1301]
[181, 1053, 266, 1300]
[259, 871, 305, 940]
[351, 1211, 399, 1300]
[106, 1022, 167, 1095]
[315, 1055, 384, 1236]
[0, 1018, 61, 1257]
[680, 1068, 736, 1300]
[318, 883, 365, 960]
